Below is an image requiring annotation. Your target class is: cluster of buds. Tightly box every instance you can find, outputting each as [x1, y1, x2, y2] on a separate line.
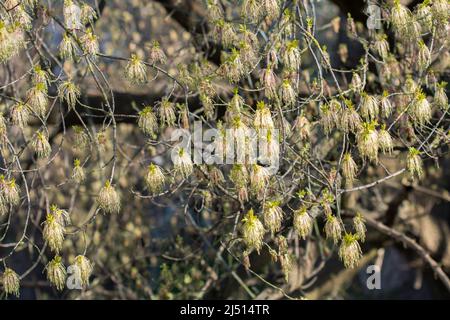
[0, 175, 20, 211]
[158, 98, 176, 128]
[58, 80, 80, 110]
[342, 153, 358, 186]
[280, 79, 297, 106]
[45, 255, 67, 291]
[43, 211, 66, 253]
[97, 181, 121, 214]
[282, 40, 301, 70]
[263, 200, 284, 235]
[125, 54, 148, 84]
[417, 40, 431, 72]
[26, 82, 48, 117]
[406, 147, 423, 180]
[138, 106, 158, 136]
[70, 255, 93, 287]
[0, 21, 23, 63]
[72, 125, 89, 150]
[72, 158, 86, 183]
[213, 20, 237, 48]
[241, 0, 262, 22]
[260, 66, 278, 99]
[357, 121, 379, 162]
[1, 268, 20, 297]
[173, 147, 194, 179]
[230, 164, 249, 202]
[360, 92, 379, 121]
[293, 206, 313, 240]
[434, 82, 448, 110]
[353, 212, 367, 243]
[32, 131, 52, 158]
[10, 102, 30, 129]
[147, 41, 167, 65]
[324, 214, 343, 245]
[241, 209, 265, 253]
[378, 125, 394, 154]
[59, 32, 77, 60]
[339, 233, 362, 269]
[219, 49, 244, 83]
[249, 164, 270, 195]
[340, 100, 362, 134]
[145, 163, 165, 194]
[80, 28, 99, 56]
[373, 34, 390, 60]
[254, 101, 275, 131]
[81, 3, 97, 25]
[409, 90, 432, 126]
[380, 91, 393, 118]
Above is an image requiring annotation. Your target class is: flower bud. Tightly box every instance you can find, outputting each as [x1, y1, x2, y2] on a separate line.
[353, 212, 366, 243]
[390, 0, 411, 32]
[434, 82, 448, 110]
[64, 0, 82, 30]
[350, 72, 363, 92]
[280, 79, 296, 106]
[342, 153, 358, 186]
[249, 164, 270, 195]
[409, 90, 431, 126]
[357, 122, 379, 162]
[50, 204, 71, 227]
[81, 28, 99, 56]
[324, 214, 343, 244]
[260, 66, 277, 99]
[340, 101, 362, 134]
[282, 40, 301, 70]
[145, 163, 165, 194]
[406, 147, 423, 179]
[2, 268, 20, 297]
[27, 83, 48, 117]
[360, 92, 379, 121]
[59, 32, 77, 60]
[97, 181, 121, 214]
[72, 158, 85, 183]
[173, 147, 193, 179]
[80, 3, 97, 25]
[339, 233, 362, 268]
[138, 106, 158, 136]
[32, 131, 51, 158]
[0, 176, 20, 206]
[147, 41, 167, 64]
[10, 102, 29, 128]
[241, 209, 265, 253]
[378, 126, 394, 154]
[417, 40, 431, 71]
[58, 80, 80, 110]
[158, 98, 176, 128]
[72, 126, 89, 150]
[254, 101, 274, 131]
[373, 34, 389, 60]
[71, 255, 93, 287]
[263, 201, 283, 235]
[43, 213, 65, 253]
[262, 0, 279, 20]
[293, 206, 313, 240]
[125, 54, 147, 84]
[46, 255, 67, 291]
[380, 91, 393, 118]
